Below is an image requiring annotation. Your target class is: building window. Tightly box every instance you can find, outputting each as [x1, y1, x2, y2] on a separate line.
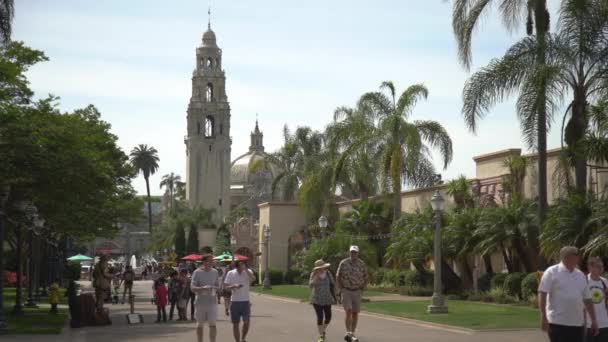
[204, 115, 214, 137]
[219, 199, 222, 206]
[206, 83, 214, 102]
[219, 123, 223, 135]
[206, 58, 213, 68]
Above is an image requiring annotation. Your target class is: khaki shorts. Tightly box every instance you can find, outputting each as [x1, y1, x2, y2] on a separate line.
[341, 289, 362, 313]
[195, 303, 217, 325]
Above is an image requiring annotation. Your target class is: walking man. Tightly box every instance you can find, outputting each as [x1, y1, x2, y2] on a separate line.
[336, 245, 368, 342]
[191, 255, 219, 342]
[539, 246, 599, 342]
[121, 265, 135, 304]
[224, 260, 256, 342]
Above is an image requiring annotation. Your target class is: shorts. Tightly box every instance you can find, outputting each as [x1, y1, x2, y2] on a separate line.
[341, 289, 362, 313]
[195, 303, 217, 325]
[230, 301, 251, 323]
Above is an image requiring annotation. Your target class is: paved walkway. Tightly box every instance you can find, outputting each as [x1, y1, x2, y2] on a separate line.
[8, 280, 545, 342]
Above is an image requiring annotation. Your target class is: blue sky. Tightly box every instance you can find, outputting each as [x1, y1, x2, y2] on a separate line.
[15, 1, 564, 196]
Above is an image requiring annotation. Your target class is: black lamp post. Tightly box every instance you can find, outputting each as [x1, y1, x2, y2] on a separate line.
[0, 185, 10, 329]
[318, 215, 328, 239]
[428, 190, 448, 314]
[25, 211, 43, 308]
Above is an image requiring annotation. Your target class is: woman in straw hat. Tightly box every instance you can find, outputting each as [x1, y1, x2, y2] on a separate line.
[310, 259, 336, 342]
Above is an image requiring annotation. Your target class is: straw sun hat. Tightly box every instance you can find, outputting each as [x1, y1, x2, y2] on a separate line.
[313, 259, 331, 271]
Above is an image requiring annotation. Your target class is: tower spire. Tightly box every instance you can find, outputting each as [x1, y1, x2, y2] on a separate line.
[208, 6, 211, 29]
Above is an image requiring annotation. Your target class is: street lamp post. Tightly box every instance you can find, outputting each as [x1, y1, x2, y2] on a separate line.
[428, 190, 448, 314]
[25, 214, 43, 308]
[0, 185, 10, 329]
[318, 215, 328, 239]
[262, 225, 271, 289]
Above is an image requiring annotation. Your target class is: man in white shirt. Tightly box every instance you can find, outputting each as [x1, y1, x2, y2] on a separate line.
[191, 255, 219, 342]
[586, 256, 608, 342]
[539, 246, 598, 342]
[224, 260, 256, 342]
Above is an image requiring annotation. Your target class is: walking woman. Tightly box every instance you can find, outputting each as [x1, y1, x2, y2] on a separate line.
[154, 277, 169, 323]
[310, 259, 336, 342]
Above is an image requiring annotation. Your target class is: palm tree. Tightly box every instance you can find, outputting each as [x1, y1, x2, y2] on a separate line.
[327, 106, 380, 200]
[160, 172, 181, 213]
[453, 0, 551, 227]
[446, 175, 473, 210]
[266, 126, 323, 201]
[353, 81, 453, 219]
[554, 0, 608, 193]
[0, 1, 14, 44]
[130, 144, 159, 233]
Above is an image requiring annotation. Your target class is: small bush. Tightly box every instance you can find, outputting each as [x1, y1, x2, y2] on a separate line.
[484, 287, 517, 304]
[504, 272, 526, 298]
[404, 270, 433, 287]
[467, 291, 485, 302]
[528, 294, 539, 308]
[490, 272, 508, 290]
[262, 268, 284, 285]
[284, 269, 303, 285]
[477, 273, 493, 292]
[370, 268, 388, 285]
[521, 273, 540, 301]
[383, 269, 401, 287]
[400, 286, 433, 297]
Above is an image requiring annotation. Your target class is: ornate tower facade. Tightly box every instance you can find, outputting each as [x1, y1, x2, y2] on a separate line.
[185, 23, 231, 225]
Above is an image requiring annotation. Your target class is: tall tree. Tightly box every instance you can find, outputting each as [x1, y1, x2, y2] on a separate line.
[187, 224, 199, 254]
[130, 144, 159, 233]
[354, 81, 453, 219]
[160, 172, 181, 213]
[0, 0, 13, 44]
[453, 0, 551, 232]
[174, 220, 186, 258]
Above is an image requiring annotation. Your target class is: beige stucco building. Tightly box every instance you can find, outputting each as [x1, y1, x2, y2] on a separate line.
[258, 147, 608, 275]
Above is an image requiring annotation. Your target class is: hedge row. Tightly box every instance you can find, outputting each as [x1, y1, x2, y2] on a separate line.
[479, 272, 539, 300]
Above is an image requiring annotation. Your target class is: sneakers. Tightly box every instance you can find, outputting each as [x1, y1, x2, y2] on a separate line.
[351, 336, 358, 342]
[344, 334, 351, 342]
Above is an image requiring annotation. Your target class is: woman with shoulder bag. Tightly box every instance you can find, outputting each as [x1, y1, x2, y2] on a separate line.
[310, 259, 336, 342]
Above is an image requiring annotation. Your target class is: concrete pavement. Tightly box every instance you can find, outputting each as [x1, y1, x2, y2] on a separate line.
[6, 280, 545, 342]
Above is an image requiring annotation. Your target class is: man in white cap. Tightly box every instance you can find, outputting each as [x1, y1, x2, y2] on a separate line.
[336, 245, 368, 342]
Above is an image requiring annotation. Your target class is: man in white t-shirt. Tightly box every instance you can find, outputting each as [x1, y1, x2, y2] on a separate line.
[539, 246, 599, 342]
[191, 255, 219, 342]
[586, 257, 608, 342]
[224, 260, 256, 342]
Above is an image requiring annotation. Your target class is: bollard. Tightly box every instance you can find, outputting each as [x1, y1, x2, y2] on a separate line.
[126, 294, 143, 324]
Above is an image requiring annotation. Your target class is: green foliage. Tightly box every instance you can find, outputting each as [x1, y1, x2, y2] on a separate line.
[399, 286, 433, 297]
[446, 175, 473, 209]
[214, 225, 231, 256]
[490, 273, 508, 290]
[404, 269, 433, 287]
[262, 268, 285, 285]
[64, 262, 81, 281]
[174, 221, 186, 258]
[477, 273, 494, 292]
[187, 224, 199, 254]
[504, 272, 526, 298]
[483, 287, 518, 304]
[542, 193, 595, 256]
[521, 273, 540, 301]
[386, 207, 434, 267]
[284, 269, 304, 285]
[303, 233, 377, 274]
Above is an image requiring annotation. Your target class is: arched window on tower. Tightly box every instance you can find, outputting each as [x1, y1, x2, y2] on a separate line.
[206, 57, 213, 69]
[204, 115, 214, 138]
[206, 83, 214, 102]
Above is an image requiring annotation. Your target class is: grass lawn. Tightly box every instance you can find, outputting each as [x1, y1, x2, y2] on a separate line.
[252, 285, 386, 301]
[1, 287, 68, 334]
[362, 300, 539, 330]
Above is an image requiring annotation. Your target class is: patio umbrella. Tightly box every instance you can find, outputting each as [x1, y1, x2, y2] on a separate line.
[233, 254, 249, 261]
[181, 254, 204, 261]
[213, 252, 233, 261]
[67, 254, 93, 262]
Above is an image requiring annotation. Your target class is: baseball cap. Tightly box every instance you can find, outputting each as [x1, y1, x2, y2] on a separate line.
[349, 245, 359, 253]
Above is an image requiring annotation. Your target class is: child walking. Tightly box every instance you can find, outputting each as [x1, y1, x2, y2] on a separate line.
[49, 278, 61, 314]
[155, 277, 169, 323]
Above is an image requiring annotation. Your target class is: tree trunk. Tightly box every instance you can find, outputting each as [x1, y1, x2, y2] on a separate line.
[441, 259, 462, 294]
[500, 243, 514, 273]
[458, 257, 474, 290]
[535, 1, 549, 268]
[145, 177, 153, 233]
[483, 254, 494, 274]
[567, 96, 589, 195]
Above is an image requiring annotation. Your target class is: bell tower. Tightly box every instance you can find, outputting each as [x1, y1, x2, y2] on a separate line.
[185, 17, 231, 224]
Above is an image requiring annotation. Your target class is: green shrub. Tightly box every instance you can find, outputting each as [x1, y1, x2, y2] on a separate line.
[262, 268, 284, 285]
[484, 287, 517, 304]
[370, 268, 388, 285]
[64, 261, 81, 281]
[477, 273, 493, 292]
[490, 272, 508, 290]
[521, 273, 539, 301]
[504, 272, 526, 298]
[404, 269, 433, 287]
[399, 286, 433, 297]
[284, 269, 303, 285]
[528, 294, 539, 308]
[383, 269, 401, 286]
[466, 291, 485, 302]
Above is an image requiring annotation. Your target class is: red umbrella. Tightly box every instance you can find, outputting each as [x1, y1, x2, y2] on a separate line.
[233, 254, 249, 261]
[181, 254, 204, 261]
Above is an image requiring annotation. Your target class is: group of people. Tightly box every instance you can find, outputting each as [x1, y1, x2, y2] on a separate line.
[540, 246, 608, 342]
[309, 245, 368, 342]
[153, 255, 255, 342]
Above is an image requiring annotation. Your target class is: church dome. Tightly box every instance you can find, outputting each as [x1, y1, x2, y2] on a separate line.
[231, 151, 271, 185]
[202, 28, 217, 47]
